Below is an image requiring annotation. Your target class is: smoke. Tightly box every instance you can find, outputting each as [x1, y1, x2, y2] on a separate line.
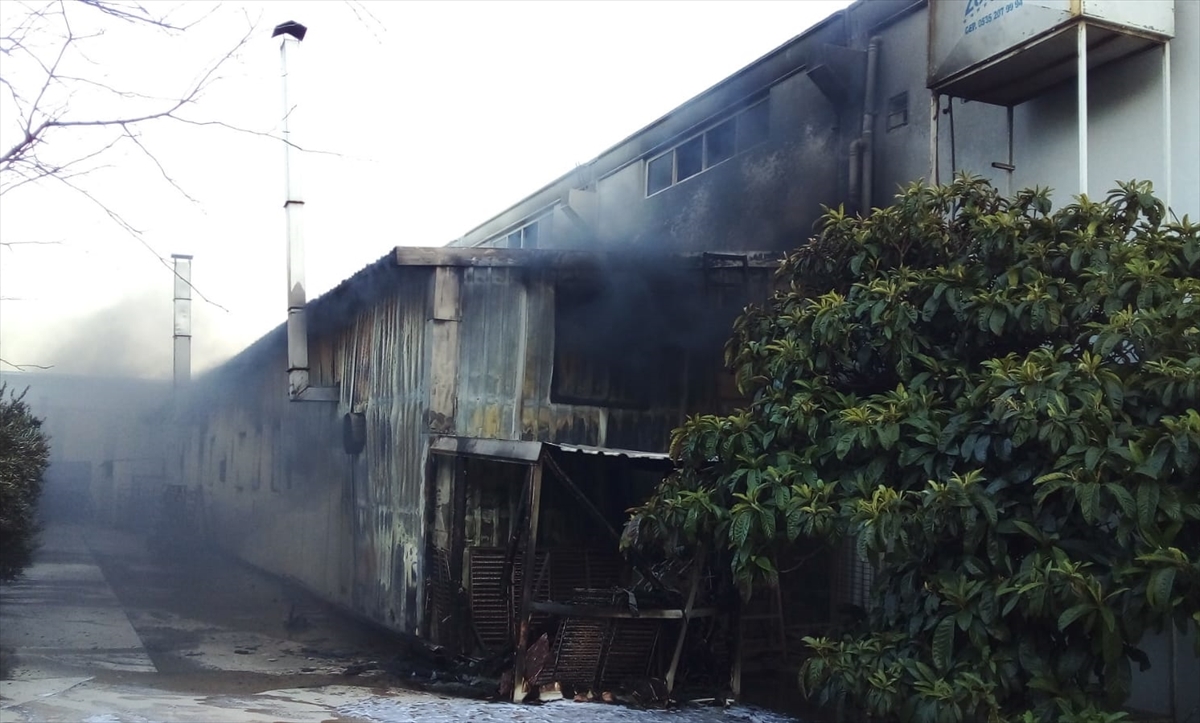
[558, 265, 737, 358]
[31, 288, 242, 379]
[554, 258, 749, 406]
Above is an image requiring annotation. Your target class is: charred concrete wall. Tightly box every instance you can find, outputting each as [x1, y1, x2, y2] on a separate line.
[455, 0, 1198, 257]
[588, 75, 841, 253]
[451, 3, 869, 253]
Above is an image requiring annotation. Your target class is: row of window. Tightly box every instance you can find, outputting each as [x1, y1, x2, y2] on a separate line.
[646, 100, 769, 196]
[481, 100, 771, 247]
[502, 219, 539, 249]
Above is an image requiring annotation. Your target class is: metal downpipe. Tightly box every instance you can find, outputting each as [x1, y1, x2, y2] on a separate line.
[861, 36, 881, 212]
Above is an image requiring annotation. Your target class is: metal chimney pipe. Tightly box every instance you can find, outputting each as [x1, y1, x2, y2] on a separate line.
[277, 21, 308, 399]
[275, 21, 312, 399]
[273, 21, 336, 403]
[171, 253, 192, 389]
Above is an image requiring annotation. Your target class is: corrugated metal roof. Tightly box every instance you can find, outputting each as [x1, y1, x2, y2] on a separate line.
[200, 247, 777, 385]
[551, 442, 671, 462]
[428, 435, 671, 464]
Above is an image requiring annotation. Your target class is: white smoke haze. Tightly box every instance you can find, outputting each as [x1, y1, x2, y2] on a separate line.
[0, 1, 853, 377]
[26, 289, 245, 380]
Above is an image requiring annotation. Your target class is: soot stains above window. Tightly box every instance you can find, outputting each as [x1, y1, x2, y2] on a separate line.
[645, 99, 769, 197]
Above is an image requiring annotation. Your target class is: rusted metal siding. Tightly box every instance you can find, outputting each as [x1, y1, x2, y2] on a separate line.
[456, 266, 526, 440]
[335, 268, 431, 632]
[451, 267, 671, 451]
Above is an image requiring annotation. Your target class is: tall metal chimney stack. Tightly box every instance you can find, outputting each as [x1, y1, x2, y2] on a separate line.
[172, 253, 192, 389]
[273, 21, 334, 402]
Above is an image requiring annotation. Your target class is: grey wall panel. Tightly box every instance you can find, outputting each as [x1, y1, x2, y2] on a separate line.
[181, 269, 433, 635]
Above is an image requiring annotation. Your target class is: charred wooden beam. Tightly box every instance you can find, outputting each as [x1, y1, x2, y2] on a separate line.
[449, 456, 468, 651]
[511, 462, 544, 702]
[500, 468, 531, 643]
[664, 552, 705, 695]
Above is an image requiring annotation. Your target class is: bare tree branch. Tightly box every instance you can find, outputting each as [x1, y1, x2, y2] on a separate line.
[0, 1, 263, 309]
[0, 239, 64, 248]
[343, 1, 386, 44]
[77, 0, 215, 33]
[0, 21, 255, 173]
[45, 169, 230, 312]
[120, 123, 198, 203]
[167, 115, 347, 157]
[0, 358, 55, 371]
[1, 1, 257, 172]
[51, 72, 182, 102]
[0, 131, 121, 196]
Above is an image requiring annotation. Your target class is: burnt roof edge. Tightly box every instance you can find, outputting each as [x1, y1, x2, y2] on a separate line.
[393, 246, 784, 269]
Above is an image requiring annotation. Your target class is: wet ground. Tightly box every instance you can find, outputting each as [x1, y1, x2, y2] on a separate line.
[0, 524, 801, 723]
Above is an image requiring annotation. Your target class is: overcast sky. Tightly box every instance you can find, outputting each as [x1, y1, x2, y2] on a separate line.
[0, 0, 852, 379]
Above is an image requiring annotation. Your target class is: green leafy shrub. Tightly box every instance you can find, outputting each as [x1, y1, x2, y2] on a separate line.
[623, 177, 1200, 721]
[0, 383, 50, 581]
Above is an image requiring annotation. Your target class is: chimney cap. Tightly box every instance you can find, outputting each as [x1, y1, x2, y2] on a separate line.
[272, 21, 307, 41]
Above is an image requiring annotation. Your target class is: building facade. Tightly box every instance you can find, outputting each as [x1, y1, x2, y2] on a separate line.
[172, 248, 777, 696]
[175, 0, 1198, 714]
[452, 0, 1196, 255]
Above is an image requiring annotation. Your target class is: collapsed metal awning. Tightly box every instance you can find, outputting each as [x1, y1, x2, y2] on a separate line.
[428, 436, 672, 465]
[428, 435, 693, 701]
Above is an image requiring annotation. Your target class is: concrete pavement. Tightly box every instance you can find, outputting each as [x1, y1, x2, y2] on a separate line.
[0, 525, 800, 723]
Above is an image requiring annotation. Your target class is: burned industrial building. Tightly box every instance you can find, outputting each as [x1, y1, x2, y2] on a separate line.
[6, 0, 1197, 718]
[165, 247, 779, 700]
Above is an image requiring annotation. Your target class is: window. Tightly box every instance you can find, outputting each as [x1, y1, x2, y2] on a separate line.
[503, 220, 539, 249]
[645, 99, 770, 196]
[706, 118, 736, 166]
[647, 154, 673, 195]
[482, 214, 552, 249]
[737, 101, 768, 152]
[676, 136, 703, 182]
[886, 92, 909, 131]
